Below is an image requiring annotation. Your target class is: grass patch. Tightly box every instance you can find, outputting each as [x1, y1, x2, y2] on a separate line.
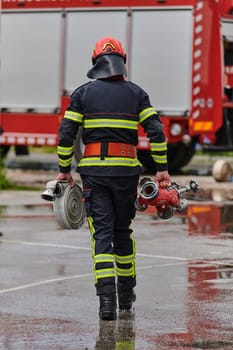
[4, 184, 44, 191]
[29, 146, 56, 154]
[1, 157, 44, 191]
[0, 159, 12, 190]
[196, 150, 233, 157]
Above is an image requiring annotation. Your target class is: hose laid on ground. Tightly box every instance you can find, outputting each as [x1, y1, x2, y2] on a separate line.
[212, 159, 233, 182]
[41, 180, 85, 229]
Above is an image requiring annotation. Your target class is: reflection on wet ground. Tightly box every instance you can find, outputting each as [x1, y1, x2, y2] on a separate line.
[144, 200, 233, 237]
[2, 201, 233, 237]
[95, 311, 135, 350]
[188, 202, 233, 238]
[0, 193, 233, 349]
[152, 258, 233, 349]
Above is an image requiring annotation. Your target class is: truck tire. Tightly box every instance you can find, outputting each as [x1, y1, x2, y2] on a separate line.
[0, 145, 11, 159]
[167, 141, 196, 172]
[15, 145, 29, 156]
[137, 141, 196, 174]
[0, 145, 29, 160]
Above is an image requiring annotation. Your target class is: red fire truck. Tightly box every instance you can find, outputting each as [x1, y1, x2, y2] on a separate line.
[1, 0, 233, 172]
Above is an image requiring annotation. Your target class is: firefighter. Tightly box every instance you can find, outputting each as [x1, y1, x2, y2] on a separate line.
[56, 37, 171, 320]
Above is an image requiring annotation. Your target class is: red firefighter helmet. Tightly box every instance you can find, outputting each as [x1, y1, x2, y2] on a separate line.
[87, 36, 127, 79]
[92, 36, 126, 63]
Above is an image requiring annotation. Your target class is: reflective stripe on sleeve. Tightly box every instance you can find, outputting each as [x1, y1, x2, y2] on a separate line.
[139, 107, 157, 123]
[58, 156, 73, 167]
[57, 145, 74, 156]
[151, 154, 167, 164]
[64, 110, 83, 123]
[150, 141, 167, 152]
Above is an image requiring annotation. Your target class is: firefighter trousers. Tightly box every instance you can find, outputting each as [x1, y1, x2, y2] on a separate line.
[81, 174, 139, 295]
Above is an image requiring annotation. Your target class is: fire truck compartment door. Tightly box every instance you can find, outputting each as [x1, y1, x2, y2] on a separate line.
[1, 12, 61, 112]
[131, 9, 193, 115]
[65, 11, 127, 92]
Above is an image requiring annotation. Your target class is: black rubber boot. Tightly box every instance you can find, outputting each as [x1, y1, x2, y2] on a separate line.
[99, 293, 117, 320]
[118, 288, 136, 310]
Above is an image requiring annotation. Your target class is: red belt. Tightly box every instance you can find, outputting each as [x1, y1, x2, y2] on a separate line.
[84, 142, 136, 158]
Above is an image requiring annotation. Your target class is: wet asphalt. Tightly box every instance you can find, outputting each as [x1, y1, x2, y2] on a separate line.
[0, 153, 233, 349]
[0, 188, 233, 350]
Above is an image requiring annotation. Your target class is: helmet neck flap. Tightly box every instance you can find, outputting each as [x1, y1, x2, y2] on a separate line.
[87, 54, 127, 79]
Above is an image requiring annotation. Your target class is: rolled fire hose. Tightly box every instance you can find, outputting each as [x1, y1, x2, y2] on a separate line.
[212, 159, 233, 182]
[41, 180, 85, 229]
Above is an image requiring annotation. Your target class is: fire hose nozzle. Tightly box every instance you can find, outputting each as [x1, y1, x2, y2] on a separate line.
[135, 180, 159, 211]
[140, 181, 159, 200]
[189, 179, 199, 193]
[135, 177, 199, 219]
[41, 180, 59, 201]
[41, 180, 64, 201]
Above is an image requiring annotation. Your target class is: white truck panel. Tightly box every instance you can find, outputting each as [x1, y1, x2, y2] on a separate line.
[222, 19, 233, 42]
[65, 11, 127, 92]
[0, 12, 61, 112]
[1, 8, 193, 115]
[130, 9, 193, 114]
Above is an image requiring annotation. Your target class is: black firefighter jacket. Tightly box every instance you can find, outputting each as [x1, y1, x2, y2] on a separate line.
[57, 78, 168, 176]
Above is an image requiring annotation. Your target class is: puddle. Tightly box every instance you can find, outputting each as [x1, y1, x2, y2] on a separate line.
[0, 194, 233, 349]
[187, 202, 233, 237]
[137, 200, 233, 240]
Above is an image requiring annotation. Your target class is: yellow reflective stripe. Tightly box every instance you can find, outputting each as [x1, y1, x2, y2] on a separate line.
[95, 268, 115, 279]
[115, 254, 135, 264]
[116, 341, 135, 350]
[58, 157, 73, 167]
[150, 142, 167, 152]
[87, 216, 97, 282]
[130, 234, 136, 277]
[64, 110, 83, 123]
[87, 216, 95, 235]
[151, 154, 167, 164]
[57, 145, 74, 156]
[116, 266, 134, 277]
[87, 216, 95, 259]
[78, 157, 141, 167]
[139, 107, 157, 123]
[84, 119, 138, 130]
[95, 254, 115, 264]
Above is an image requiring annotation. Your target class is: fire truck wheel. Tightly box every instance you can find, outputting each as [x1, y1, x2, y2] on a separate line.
[15, 146, 29, 156]
[167, 141, 196, 173]
[0, 145, 11, 159]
